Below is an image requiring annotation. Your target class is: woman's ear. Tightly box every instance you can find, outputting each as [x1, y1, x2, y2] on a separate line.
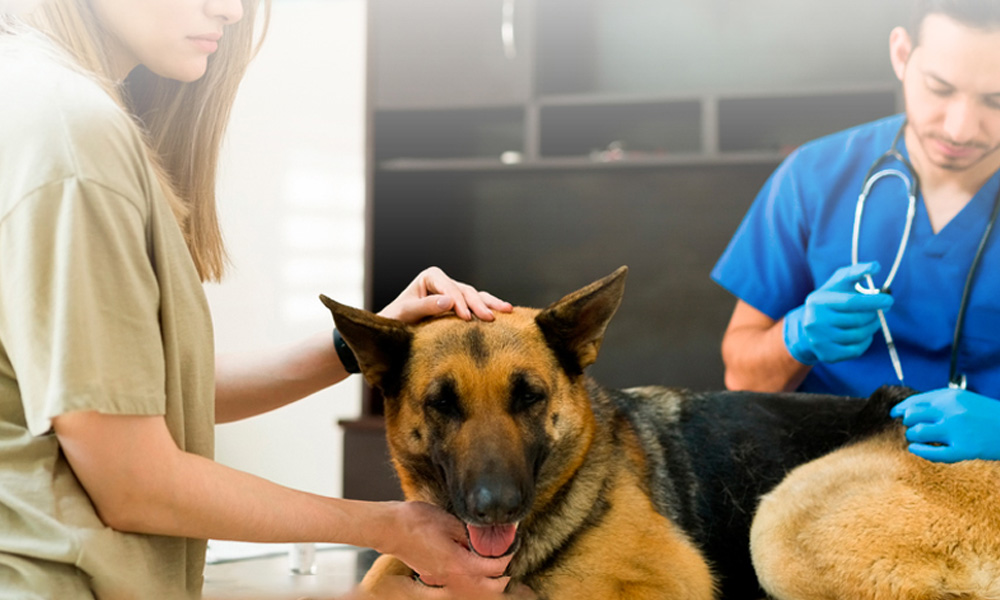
[889, 26, 913, 83]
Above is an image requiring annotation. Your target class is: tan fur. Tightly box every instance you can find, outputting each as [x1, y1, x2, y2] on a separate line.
[751, 426, 1000, 600]
[526, 427, 713, 600]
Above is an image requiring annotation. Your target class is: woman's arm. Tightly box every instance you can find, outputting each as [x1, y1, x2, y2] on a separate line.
[214, 267, 512, 423]
[720, 300, 811, 392]
[214, 330, 346, 423]
[52, 411, 511, 593]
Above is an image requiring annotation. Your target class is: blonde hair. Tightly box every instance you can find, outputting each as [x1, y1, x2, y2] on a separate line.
[6, 0, 270, 281]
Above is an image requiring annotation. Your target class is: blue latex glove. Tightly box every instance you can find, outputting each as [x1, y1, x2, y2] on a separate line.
[890, 388, 1000, 463]
[782, 262, 894, 365]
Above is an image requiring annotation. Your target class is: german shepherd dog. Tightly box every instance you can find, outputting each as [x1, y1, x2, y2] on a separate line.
[321, 267, 1000, 599]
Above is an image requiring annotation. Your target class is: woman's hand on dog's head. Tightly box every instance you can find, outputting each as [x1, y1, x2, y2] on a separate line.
[378, 267, 513, 323]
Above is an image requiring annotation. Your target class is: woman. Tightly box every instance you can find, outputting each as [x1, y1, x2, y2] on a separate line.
[0, 0, 518, 597]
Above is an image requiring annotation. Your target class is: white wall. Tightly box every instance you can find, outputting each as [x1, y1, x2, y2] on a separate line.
[206, 0, 366, 498]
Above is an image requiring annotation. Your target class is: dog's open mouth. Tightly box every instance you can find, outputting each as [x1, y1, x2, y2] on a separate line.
[466, 523, 519, 558]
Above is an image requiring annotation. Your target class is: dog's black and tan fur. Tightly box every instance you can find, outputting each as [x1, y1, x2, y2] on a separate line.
[322, 267, 1000, 599]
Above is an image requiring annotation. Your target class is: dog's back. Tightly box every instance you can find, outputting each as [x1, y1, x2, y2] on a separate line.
[610, 384, 913, 599]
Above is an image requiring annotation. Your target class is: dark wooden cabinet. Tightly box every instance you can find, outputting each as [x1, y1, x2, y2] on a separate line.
[343, 0, 904, 502]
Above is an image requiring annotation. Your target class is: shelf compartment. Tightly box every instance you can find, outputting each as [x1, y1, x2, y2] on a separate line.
[718, 90, 899, 153]
[536, 0, 901, 97]
[374, 107, 525, 162]
[539, 100, 702, 159]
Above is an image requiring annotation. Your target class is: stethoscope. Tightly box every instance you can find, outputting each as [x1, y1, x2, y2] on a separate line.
[851, 120, 1000, 390]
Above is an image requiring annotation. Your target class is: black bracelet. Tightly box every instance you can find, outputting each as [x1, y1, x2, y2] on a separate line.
[333, 328, 361, 374]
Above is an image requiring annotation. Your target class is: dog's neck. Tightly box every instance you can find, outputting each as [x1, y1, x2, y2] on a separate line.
[507, 379, 620, 579]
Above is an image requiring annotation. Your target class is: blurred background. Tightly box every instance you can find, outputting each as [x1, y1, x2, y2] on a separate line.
[207, 0, 366, 503]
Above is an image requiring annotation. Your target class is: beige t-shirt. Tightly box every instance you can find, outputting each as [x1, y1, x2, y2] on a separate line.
[0, 32, 215, 598]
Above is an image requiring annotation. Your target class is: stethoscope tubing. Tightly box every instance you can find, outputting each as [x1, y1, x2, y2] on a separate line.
[853, 119, 1000, 390]
[852, 168, 917, 295]
[949, 189, 1000, 389]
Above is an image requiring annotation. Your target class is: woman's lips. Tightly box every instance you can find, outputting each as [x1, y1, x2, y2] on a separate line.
[189, 34, 221, 54]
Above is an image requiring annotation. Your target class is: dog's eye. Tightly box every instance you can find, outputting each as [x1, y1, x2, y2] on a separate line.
[510, 374, 548, 413]
[425, 381, 463, 420]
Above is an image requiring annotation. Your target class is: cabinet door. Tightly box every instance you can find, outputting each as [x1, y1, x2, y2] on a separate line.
[373, 0, 532, 109]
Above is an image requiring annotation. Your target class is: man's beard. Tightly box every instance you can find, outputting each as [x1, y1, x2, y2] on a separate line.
[913, 125, 1000, 172]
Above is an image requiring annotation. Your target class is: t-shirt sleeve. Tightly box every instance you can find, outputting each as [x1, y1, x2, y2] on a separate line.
[0, 177, 167, 436]
[710, 152, 817, 321]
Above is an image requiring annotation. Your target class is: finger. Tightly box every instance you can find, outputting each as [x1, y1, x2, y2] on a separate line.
[451, 550, 512, 579]
[811, 290, 893, 313]
[441, 575, 512, 597]
[889, 398, 911, 418]
[821, 262, 881, 292]
[459, 285, 496, 322]
[908, 443, 960, 464]
[899, 402, 944, 427]
[905, 422, 948, 445]
[890, 395, 929, 418]
[820, 316, 883, 343]
[835, 292, 894, 312]
[478, 291, 513, 313]
[391, 295, 456, 323]
[811, 337, 875, 363]
[436, 286, 474, 321]
[417, 268, 473, 320]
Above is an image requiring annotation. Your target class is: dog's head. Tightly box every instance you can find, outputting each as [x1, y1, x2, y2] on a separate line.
[320, 266, 627, 558]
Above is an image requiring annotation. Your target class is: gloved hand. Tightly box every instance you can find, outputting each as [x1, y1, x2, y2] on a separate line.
[890, 388, 1000, 463]
[782, 262, 894, 365]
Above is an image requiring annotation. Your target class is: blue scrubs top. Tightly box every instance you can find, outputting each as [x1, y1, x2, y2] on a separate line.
[712, 114, 1000, 398]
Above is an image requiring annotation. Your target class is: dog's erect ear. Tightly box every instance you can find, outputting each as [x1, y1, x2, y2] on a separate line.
[535, 266, 628, 376]
[318, 295, 412, 398]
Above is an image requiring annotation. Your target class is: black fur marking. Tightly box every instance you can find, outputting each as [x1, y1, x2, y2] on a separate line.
[607, 387, 696, 531]
[510, 371, 548, 414]
[464, 328, 490, 367]
[424, 378, 464, 421]
[397, 450, 450, 508]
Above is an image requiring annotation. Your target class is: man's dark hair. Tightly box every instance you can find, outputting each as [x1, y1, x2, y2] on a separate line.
[908, 0, 1000, 45]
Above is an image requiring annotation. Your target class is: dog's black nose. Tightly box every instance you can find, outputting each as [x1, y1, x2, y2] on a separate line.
[467, 477, 523, 523]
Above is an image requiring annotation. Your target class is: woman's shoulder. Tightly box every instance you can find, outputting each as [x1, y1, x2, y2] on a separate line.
[0, 34, 150, 199]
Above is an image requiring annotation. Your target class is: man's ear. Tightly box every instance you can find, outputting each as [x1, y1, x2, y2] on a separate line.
[535, 266, 628, 376]
[319, 295, 412, 398]
[889, 26, 912, 83]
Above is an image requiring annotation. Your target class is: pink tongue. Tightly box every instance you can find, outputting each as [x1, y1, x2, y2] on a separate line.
[467, 524, 518, 557]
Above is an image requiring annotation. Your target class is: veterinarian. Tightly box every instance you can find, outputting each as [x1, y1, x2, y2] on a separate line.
[712, 0, 1000, 465]
[0, 1, 521, 598]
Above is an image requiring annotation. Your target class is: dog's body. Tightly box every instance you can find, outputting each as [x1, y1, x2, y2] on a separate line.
[322, 267, 1000, 599]
[751, 422, 1000, 600]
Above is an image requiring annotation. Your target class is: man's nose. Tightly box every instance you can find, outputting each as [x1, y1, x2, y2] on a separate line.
[941, 96, 980, 145]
